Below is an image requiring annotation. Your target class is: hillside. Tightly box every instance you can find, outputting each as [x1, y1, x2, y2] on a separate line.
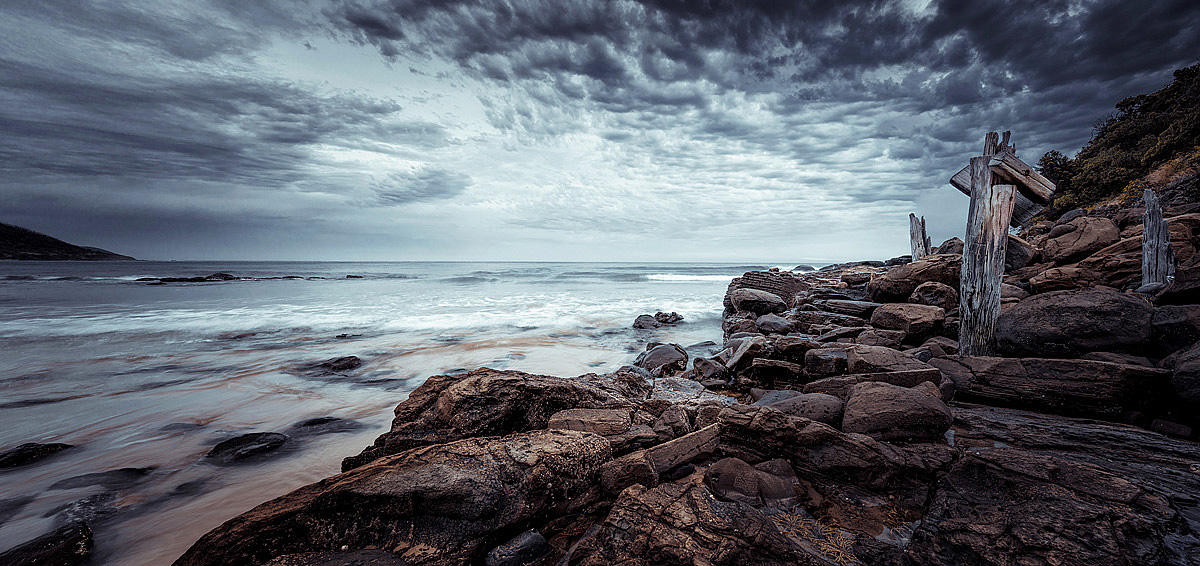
[0, 222, 135, 260]
[1038, 62, 1200, 215]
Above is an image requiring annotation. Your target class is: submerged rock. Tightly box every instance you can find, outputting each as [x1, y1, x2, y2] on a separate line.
[0, 442, 73, 468]
[206, 433, 290, 465]
[0, 521, 93, 566]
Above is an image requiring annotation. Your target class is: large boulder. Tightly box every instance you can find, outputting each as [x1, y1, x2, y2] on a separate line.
[753, 313, 794, 334]
[1043, 216, 1120, 264]
[176, 430, 612, 566]
[934, 237, 964, 255]
[870, 303, 945, 342]
[343, 369, 636, 470]
[929, 356, 1171, 418]
[867, 254, 961, 303]
[1028, 266, 1102, 293]
[759, 393, 844, 426]
[845, 345, 934, 374]
[728, 288, 787, 315]
[723, 271, 809, 312]
[634, 343, 688, 377]
[908, 281, 958, 311]
[841, 381, 952, 441]
[996, 288, 1154, 357]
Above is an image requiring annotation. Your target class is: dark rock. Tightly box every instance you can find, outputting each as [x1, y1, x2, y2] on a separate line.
[1005, 234, 1034, 272]
[0, 521, 93, 565]
[1000, 282, 1029, 300]
[723, 271, 811, 313]
[634, 343, 689, 377]
[691, 357, 728, 383]
[744, 358, 804, 387]
[343, 369, 635, 470]
[813, 325, 868, 342]
[702, 457, 801, 508]
[772, 335, 822, 362]
[205, 433, 290, 464]
[654, 311, 683, 325]
[49, 467, 154, 490]
[287, 417, 364, 437]
[567, 482, 807, 566]
[176, 430, 611, 566]
[1149, 419, 1193, 438]
[866, 253, 961, 303]
[1172, 341, 1200, 403]
[264, 550, 408, 565]
[934, 237, 964, 255]
[632, 314, 660, 329]
[996, 287, 1154, 357]
[761, 393, 843, 425]
[908, 281, 958, 311]
[1152, 305, 1200, 355]
[1057, 207, 1087, 223]
[804, 347, 848, 377]
[651, 405, 692, 442]
[728, 288, 787, 315]
[485, 530, 549, 566]
[920, 336, 959, 357]
[753, 313, 794, 334]
[793, 264, 817, 272]
[752, 389, 803, 405]
[1158, 265, 1200, 305]
[790, 311, 868, 333]
[909, 404, 1200, 565]
[45, 493, 118, 526]
[930, 356, 1171, 418]
[841, 381, 952, 441]
[724, 335, 769, 371]
[308, 356, 363, 375]
[0, 442, 72, 468]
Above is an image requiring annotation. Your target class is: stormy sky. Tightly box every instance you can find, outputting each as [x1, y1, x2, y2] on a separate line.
[1, 1, 1197, 261]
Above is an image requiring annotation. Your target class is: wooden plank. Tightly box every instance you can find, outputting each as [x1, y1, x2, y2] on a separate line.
[988, 152, 1055, 203]
[909, 213, 931, 261]
[959, 158, 1017, 357]
[1142, 188, 1175, 286]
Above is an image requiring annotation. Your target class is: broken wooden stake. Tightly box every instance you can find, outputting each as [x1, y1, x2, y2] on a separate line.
[957, 132, 1018, 356]
[909, 213, 932, 262]
[1142, 188, 1175, 288]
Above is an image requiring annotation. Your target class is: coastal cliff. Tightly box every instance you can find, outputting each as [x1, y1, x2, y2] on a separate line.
[0, 222, 134, 261]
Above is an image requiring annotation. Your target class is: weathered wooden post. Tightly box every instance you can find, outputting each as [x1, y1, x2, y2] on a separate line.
[957, 133, 1017, 356]
[909, 213, 932, 261]
[1142, 188, 1175, 288]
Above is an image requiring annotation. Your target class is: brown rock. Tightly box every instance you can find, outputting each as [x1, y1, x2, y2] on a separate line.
[729, 288, 787, 315]
[177, 430, 612, 566]
[547, 408, 631, 436]
[1029, 266, 1102, 293]
[908, 281, 958, 311]
[1043, 216, 1120, 264]
[342, 369, 631, 470]
[761, 393, 844, 425]
[845, 344, 933, 374]
[854, 328, 905, 349]
[870, 303, 945, 341]
[866, 253, 961, 303]
[996, 287, 1154, 357]
[841, 381, 952, 441]
[929, 355, 1170, 418]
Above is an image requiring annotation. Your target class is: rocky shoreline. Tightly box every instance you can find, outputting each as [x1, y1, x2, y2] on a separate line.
[5, 204, 1200, 565]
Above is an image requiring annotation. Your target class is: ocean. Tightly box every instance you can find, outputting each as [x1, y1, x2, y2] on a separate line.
[0, 260, 806, 564]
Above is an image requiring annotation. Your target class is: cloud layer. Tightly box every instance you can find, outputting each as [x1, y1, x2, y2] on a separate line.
[2, 0, 1198, 260]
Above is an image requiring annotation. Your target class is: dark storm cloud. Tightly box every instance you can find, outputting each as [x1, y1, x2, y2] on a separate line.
[371, 167, 472, 205]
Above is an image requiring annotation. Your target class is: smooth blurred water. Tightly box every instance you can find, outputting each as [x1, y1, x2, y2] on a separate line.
[0, 260, 805, 564]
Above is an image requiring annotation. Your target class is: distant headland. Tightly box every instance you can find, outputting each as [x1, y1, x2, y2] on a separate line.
[0, 222, 134, 260]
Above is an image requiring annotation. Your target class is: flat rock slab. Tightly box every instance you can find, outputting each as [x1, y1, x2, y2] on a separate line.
[547, 408, 631, 436]
[0, 521, 93, 566]
[930, 355, 1171, 418]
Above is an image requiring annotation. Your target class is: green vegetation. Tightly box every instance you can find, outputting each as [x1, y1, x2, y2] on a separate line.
[1037, 62, 1200, 212]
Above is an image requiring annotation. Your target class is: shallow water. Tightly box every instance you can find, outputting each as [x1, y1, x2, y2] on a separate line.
[0, 260, 807, 564]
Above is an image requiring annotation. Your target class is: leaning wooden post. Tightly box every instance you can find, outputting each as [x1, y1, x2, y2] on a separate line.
[1142, 188, 1175, 287]
[909, 213, 932, 261]
[958, 133, 1017, 356]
